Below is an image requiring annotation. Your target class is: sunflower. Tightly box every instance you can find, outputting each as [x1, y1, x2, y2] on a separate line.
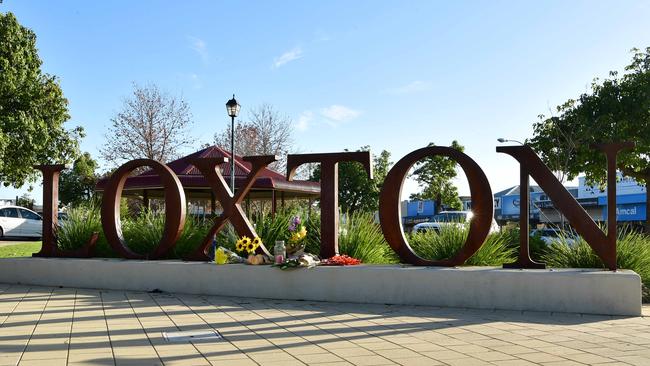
[235, 239, 245, 252]
[253, 237, 263, 247]
[246, 241, 258, 254]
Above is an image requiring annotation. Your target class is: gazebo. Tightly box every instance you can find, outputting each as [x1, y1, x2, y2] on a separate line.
[95, 146, 320, 215]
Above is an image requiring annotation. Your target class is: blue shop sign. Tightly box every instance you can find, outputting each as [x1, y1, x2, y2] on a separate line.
[602, 203, 646, 221]
[500, 192, 543, 216]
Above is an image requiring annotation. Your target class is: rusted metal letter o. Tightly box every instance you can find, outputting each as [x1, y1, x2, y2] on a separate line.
[379, 146, 494, 266]
[100, 159, 186, 259]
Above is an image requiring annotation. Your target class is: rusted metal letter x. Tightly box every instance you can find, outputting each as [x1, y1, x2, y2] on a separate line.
[184, 155, 276, 261]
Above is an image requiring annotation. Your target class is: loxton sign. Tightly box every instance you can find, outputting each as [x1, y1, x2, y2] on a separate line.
[34, 143, 633, 270]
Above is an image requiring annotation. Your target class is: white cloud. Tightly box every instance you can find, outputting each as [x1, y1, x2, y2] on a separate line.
[296, 111, 313, 131]
[384, 80, 432, 95]
[320, 105, 361, 123]
[188, 36, 209, 63]
[273, 47, 303, 68]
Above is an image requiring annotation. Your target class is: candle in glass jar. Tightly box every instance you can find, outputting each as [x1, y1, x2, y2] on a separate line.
[274, 240, 286, 264]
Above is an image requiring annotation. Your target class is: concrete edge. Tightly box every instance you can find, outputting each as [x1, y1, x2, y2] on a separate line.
[0, 258, 642, 316]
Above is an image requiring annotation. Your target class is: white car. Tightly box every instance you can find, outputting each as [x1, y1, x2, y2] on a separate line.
[531, 228, 577, 246]
[413, 211, 499, 234]
[0, 206, 43, 238]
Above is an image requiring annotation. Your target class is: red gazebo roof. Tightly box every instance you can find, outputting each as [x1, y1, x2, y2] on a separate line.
[96, 146, 320, 196]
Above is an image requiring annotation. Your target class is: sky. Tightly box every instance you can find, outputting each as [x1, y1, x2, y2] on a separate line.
[1, 0, 649, 204]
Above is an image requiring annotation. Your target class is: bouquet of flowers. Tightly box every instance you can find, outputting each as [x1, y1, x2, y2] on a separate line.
[286, 216, 307, 256]
[235, 235, 270, 265]
[214, 247, 244, 264]
[321, 255, 361, 266]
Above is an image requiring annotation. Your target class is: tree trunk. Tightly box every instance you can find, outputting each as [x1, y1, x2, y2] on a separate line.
[435, 194, 442, 215]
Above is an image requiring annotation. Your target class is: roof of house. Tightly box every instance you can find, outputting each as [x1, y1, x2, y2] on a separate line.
[95, 145, 320, 196]
[494, 185, 544, 197]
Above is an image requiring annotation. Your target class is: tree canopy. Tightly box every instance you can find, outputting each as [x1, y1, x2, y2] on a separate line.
[528, 47, 650, 229]
[101, 83, 193, 167]
[310, 146, 392, 214]
[0, 12, 83, 187]
[214, 104, 294, 171]
[409, 141, 465, 213]
[59, 152, 98, 207]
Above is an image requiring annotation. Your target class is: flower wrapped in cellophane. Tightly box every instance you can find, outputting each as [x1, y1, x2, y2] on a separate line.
[286, 216, 307, 256]
[214, 246, 245, 264]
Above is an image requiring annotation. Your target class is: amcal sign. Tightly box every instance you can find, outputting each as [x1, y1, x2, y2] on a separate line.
[33, 143, 633, 270]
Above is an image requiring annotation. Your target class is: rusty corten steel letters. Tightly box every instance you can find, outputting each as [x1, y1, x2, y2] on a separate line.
[100, 159, 186, 259]
[184, 156, 276, 261]
[33, 165, 98, 258]
[379, 146, 494, 266]
[286, 152, 372, 258]
[497, 143, 634, 270]
[33, 142, 633, 270]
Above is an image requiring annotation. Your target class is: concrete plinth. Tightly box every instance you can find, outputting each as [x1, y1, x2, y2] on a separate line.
[0, 258, 641, 316]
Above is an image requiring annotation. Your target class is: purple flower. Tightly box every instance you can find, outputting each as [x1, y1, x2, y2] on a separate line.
[288, 216, 301, 232]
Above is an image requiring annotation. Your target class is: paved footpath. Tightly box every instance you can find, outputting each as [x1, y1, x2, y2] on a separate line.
[0, 284, 649, 366]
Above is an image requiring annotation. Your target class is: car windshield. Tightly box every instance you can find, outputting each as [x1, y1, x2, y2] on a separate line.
[432, 213, 467, 223]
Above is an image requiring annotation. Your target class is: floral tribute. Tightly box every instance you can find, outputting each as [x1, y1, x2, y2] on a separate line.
[321, 255, 361, 266]
[286, 216, 308, 256]
[215, 216, 361, 268]
[236, 236, 262, 254]
[235, 236, 270, 265]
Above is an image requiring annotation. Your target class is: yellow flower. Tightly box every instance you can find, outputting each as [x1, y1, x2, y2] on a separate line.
[246, 242, 258, 254]
[253, 237, 263, 247]
[298, 226, 307, 239]
[235, 240, 244, 252]
[237, 236, 251, 252]
[215, 247, 228, 264]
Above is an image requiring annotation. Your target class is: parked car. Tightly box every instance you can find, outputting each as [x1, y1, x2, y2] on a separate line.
[0, 206, 43, 239]
[412, 211, 499, 233]
[530, 228, 577, 246]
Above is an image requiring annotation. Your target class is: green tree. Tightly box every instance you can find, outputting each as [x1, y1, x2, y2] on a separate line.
[409, 141, 464, 213]
[16, 193, 34, 210]
[529, 47, 650, 231]
[59, 152, 98, 207]
[310, 147, 392, 214]
[0, 12, 83, 187]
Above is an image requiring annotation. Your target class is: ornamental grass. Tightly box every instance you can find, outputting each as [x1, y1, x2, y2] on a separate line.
[303, 211, 396, 263]
[408, 225, 517, 266]
[542, 226, 650, 286]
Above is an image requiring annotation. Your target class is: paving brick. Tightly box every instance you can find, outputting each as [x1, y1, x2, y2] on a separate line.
[0, 284, 648, 366]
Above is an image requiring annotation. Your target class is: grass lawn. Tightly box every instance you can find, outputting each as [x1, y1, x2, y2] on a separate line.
[0, 242, 41, 258]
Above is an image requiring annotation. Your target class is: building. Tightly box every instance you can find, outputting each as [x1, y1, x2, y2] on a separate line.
[401, 200, 436, 231]
[403, 174, 647, 230]
[95, 145, 320, 216]
[537, 174, 646, 228]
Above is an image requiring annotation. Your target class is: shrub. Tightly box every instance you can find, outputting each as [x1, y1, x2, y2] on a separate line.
[500, 227, 547, 262]
[337, 211, 395, 264]
[56, 202, 115, 257]
[303, 211, 395, 263]
[56, 203, 102, 252]
[252, 210, 296, 249]
[171, 216, 215, 258]
[408, 225, 516, 266]
[122, 210, 165, 255]
[542, 227, 650, 286]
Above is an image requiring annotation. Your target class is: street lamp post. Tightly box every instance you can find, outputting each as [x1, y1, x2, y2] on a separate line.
[226, 94, 240, 193]
[497, 137, 534, 225]
[497, 137, 525, 145]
